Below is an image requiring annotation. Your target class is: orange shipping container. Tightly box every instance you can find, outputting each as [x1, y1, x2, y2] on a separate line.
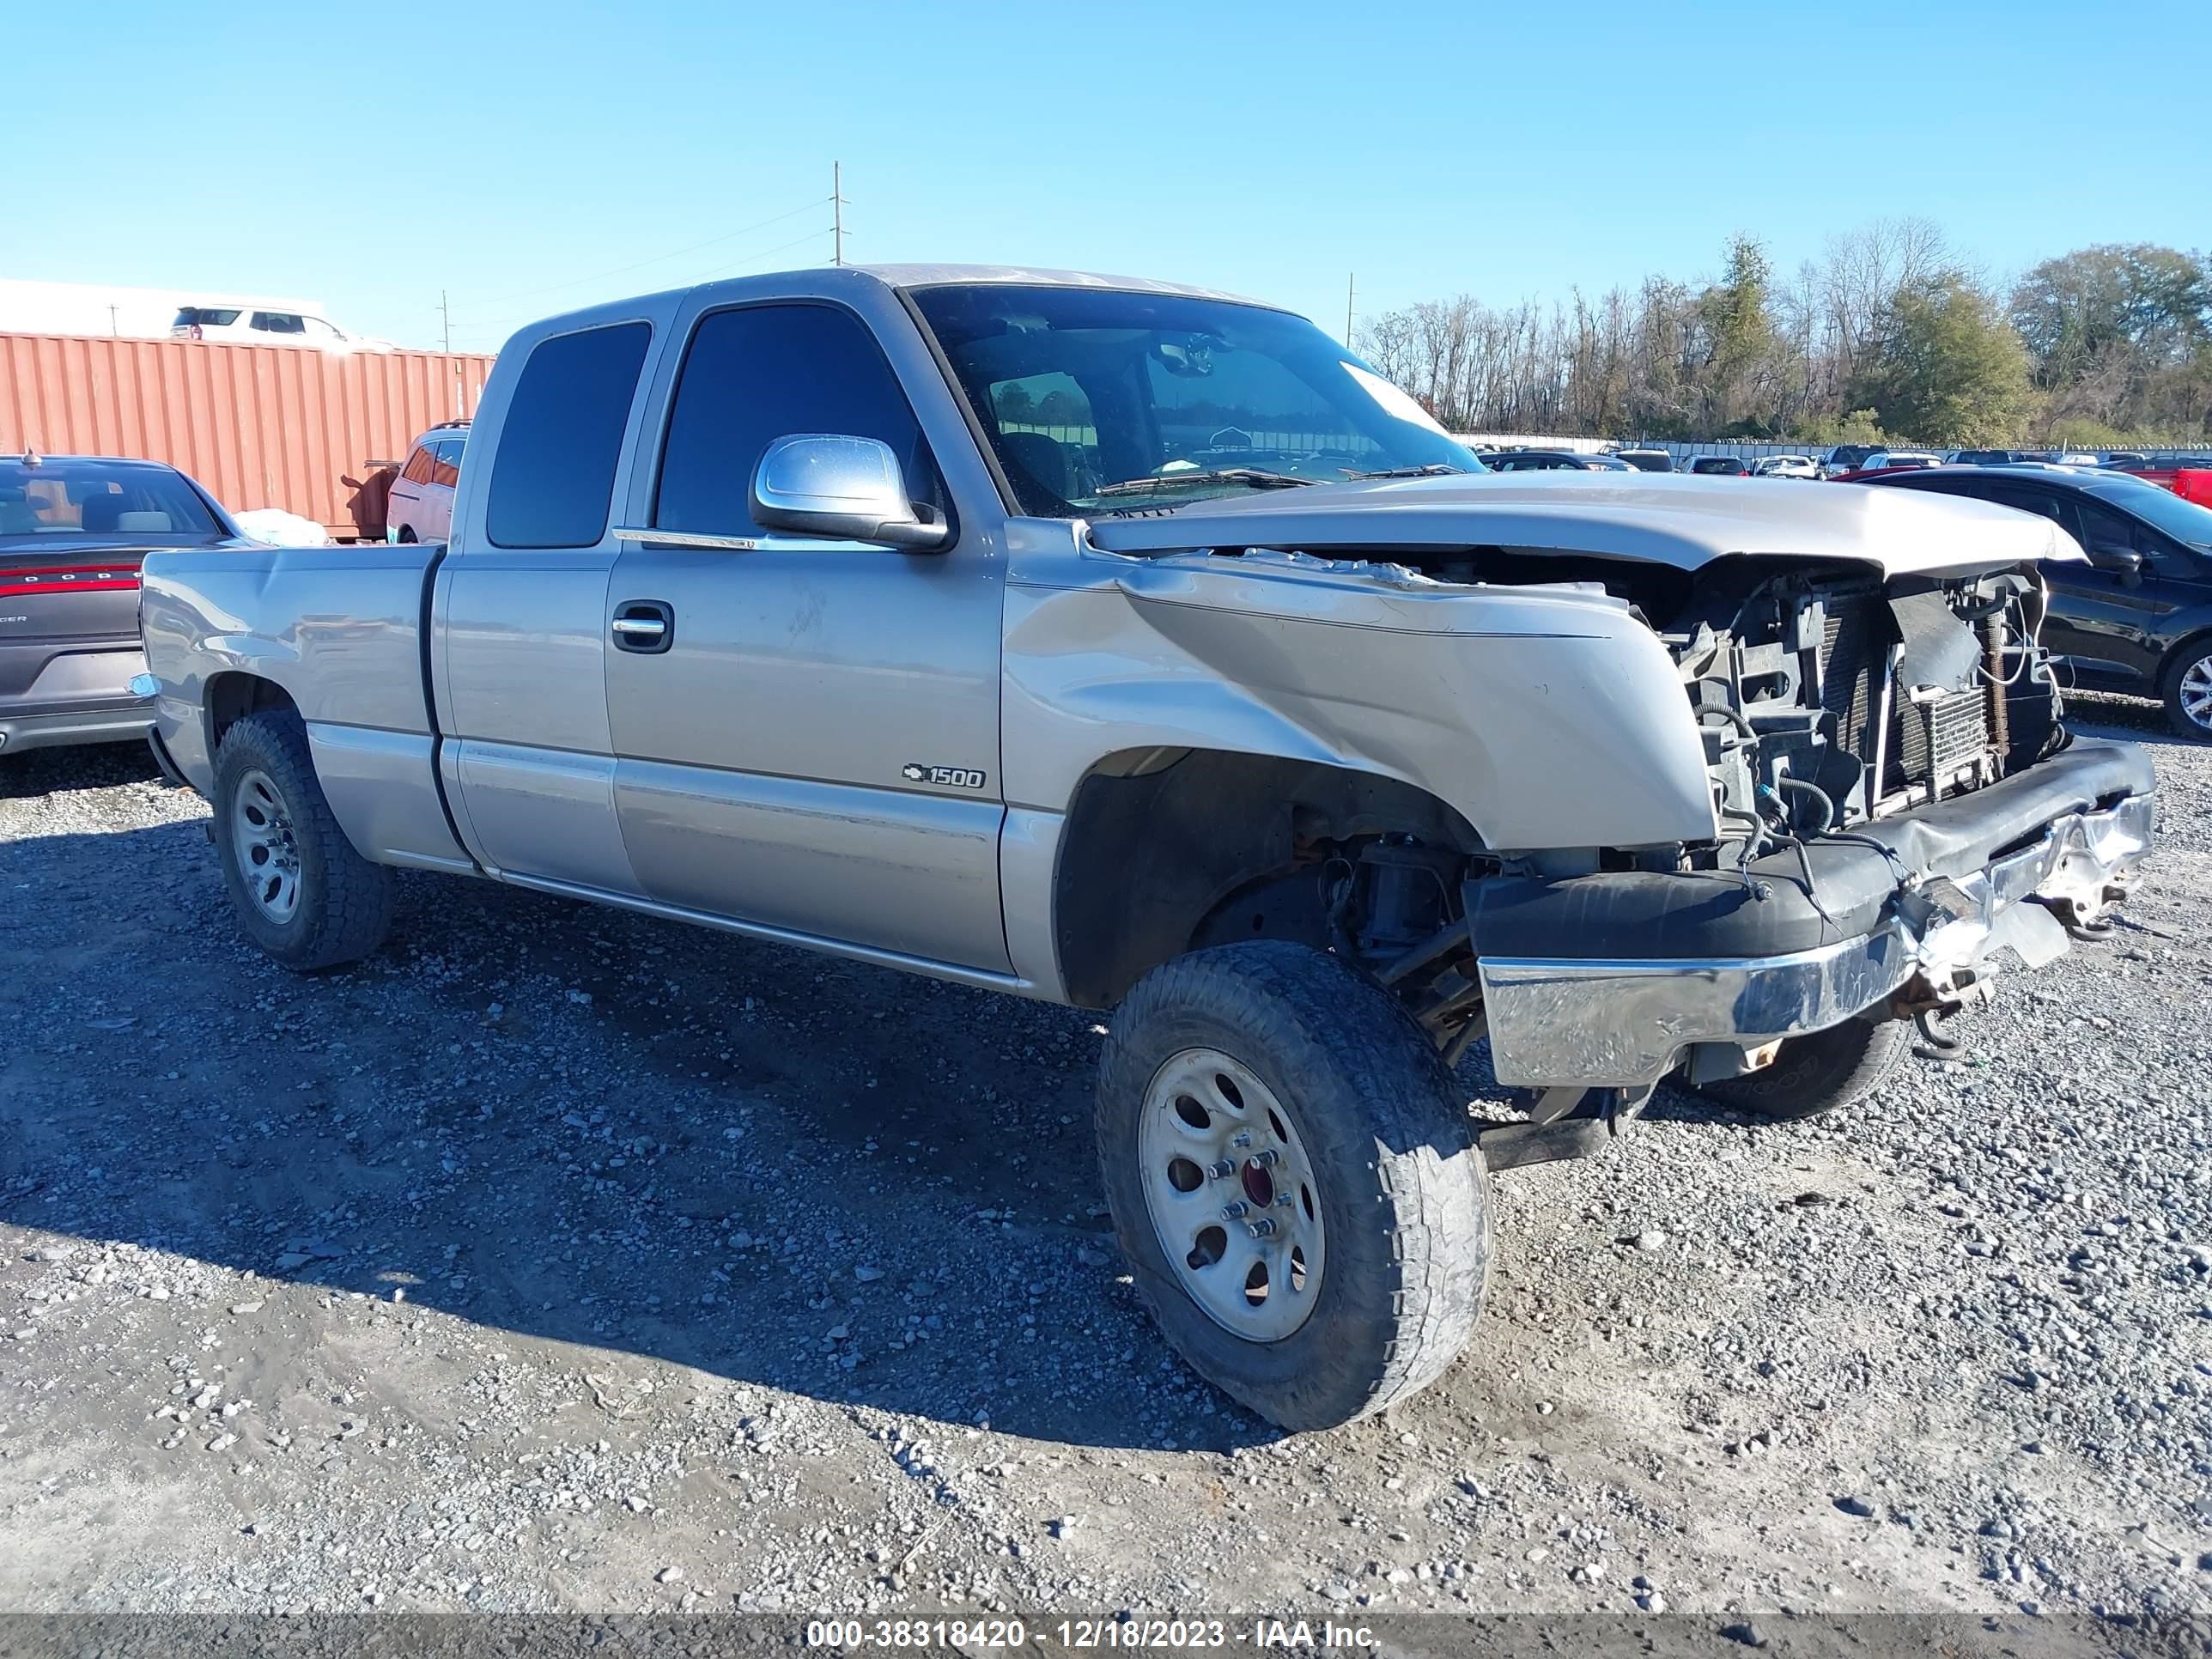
[0, 332, 495, 538]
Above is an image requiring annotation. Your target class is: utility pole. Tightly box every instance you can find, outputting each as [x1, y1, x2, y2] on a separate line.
[1345, 273, 1355, 349]
[108, 304, 119, 337]
[833, 161, 844, 266]
[440, 289, 452, 355]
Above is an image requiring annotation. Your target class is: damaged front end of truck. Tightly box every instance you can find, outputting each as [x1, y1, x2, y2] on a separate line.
[1030, 474, 2157, 1163]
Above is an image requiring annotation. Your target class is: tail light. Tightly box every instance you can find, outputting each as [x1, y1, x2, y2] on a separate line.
[0, 564, 142, 599]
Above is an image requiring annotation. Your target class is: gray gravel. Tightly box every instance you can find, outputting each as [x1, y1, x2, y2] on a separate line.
[0, 700, 2206, 1626]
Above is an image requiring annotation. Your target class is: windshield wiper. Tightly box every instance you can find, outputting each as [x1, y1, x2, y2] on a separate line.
[1091, 467, 1322, 499]
[1346, 463, 1468, 480]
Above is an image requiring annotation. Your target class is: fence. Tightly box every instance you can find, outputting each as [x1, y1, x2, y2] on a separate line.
[0, 332, 495, 537]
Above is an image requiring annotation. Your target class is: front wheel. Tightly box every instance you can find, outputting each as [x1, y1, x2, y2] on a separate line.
[1096, 942, 1490, 1431]
[1693, 1014, 1910, 1121]
[2161, 641, 2212, 738]
[212, 710, 394, 970]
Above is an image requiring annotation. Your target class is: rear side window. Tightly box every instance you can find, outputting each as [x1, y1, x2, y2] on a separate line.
[403, 446, 436, 485]
[653, 302, 941, 538]
[174, 307, 241, 327]
[486, 322, 652, 549]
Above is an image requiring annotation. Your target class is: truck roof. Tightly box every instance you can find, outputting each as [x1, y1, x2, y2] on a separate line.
[513, 264, 1286, 348]
[850, 264, 1278, 307]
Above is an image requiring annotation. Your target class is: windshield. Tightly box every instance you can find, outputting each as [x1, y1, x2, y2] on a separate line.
[910, 284, 1481, 515]
[2093, 477, 2212, 550]
[0, 459, 225, 543]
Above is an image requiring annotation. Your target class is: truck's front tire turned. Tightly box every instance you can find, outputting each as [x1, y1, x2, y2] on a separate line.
[1096, 942, 1489, 1431]
[1693, 1014, 1909, 1121]
[211, 710, 394, 971]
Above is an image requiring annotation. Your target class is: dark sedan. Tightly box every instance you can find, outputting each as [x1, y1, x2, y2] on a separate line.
[1481, 449, 1633, 472]
[1, 454, 243, 757]
[1856, 464, 2212, 734]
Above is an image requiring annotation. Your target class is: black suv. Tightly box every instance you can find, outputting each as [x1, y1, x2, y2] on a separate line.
[1858, 465, 2212, 734]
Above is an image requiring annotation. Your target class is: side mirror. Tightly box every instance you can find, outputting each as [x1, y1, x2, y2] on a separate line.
[750, 434, 950, 552]
[2087, 543, 2143, 583]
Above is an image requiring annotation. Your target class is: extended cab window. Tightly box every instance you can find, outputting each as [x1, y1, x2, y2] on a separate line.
[653, 303, 942, 538]
[485, 321, 652, 549]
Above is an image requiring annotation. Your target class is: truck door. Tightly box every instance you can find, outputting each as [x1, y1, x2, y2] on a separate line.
[434, 313, 661, 893]
[604, 295, 1009, 971]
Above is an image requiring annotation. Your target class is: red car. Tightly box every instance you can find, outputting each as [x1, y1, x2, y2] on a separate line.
[2104, 458, 2212, 507]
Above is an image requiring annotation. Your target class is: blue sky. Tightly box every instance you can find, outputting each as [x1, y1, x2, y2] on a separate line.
[11, 1, 2209, 353]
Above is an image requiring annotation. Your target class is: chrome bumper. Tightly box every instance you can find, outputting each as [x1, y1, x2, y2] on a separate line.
[1477, 793, 2155, 1091]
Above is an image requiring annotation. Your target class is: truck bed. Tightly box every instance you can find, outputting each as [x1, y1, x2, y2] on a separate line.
[140, 540, 473, 872]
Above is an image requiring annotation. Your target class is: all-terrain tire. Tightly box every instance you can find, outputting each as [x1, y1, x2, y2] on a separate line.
[211, 709, 394, 970]
[1694, 1014, 1910, 1121]
[1096, 941, 1489, 1431]
[2159, 638, 2212, 738]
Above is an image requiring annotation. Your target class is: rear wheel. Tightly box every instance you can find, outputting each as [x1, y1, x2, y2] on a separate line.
[212, 709, 393, 970]
[2160, 641, 2212, 738]
[1097, 942, 1489, 1431]
[1694, 1015, 1910, 1122]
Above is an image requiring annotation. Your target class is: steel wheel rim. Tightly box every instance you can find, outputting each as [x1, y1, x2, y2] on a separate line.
[2181, 657, 2212, 730]
[232, 767, 302, 923]
[1137, 1048, 1326, 1343]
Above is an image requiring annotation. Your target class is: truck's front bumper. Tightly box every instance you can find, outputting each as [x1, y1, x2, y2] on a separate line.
[1474, 750, 2156, 1091]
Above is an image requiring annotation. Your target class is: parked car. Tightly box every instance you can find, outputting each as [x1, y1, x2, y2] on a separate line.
[1860, 450, 1943, 472]
[1820, 443, 1881, 477]
[137, 264, 2154, 1431]
[2100, 455, 2212, 506]
[1686, 455, 1749, 476]
[1613, 447, 1675, 472]
[170, 305, 387, 351]
[386, 421, 469, 543]
[1857, 463, 2212, 733]
[1950, 448, 2015, 465]
[1, 453, 243, 757]
[1750, 454, 1819, 479]
[1481, 448, 1632, 471]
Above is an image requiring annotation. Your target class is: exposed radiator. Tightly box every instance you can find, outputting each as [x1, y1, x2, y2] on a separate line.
[1816, 590, 2007, 806]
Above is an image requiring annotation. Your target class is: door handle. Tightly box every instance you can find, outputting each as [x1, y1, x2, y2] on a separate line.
[612, 599, 674, 653]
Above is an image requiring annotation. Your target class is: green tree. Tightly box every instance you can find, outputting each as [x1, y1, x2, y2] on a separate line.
[2010, 244, 2209, 388]
[1692, 234, 1779, 432]
[1850, 278, 2030, 445]
[1795, 407, 1886, 447]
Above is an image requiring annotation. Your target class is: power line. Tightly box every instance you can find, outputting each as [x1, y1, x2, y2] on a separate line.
[471, 197, 833, 311]
[453, 222, 838, 343]
[678, 223, 837, 285]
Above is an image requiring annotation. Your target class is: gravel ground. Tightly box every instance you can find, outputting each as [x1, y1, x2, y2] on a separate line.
[0, 702, 2206, 1634]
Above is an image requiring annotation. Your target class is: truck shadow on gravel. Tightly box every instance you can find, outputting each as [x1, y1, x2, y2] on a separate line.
[9, 708, 2193, 1453]
[0, 799, 1301, 1453]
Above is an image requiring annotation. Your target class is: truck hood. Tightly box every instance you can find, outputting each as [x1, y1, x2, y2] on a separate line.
[1083, 471, 2085, 578]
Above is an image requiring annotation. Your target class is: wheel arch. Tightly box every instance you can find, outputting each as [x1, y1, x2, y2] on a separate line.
[1051, 745, 1481, 1009]
[204, 671, 301, 759]
[2154, 623, 2212, 690]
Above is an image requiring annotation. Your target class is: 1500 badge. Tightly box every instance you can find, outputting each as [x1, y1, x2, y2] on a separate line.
[902, 763, 987, 789]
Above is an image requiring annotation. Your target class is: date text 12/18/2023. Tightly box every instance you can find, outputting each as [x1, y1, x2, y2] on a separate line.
[803, 1618, 1379, 1650]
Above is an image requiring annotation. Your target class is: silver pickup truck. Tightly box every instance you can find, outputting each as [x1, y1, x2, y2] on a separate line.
[139, 264, 2156, 1431]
